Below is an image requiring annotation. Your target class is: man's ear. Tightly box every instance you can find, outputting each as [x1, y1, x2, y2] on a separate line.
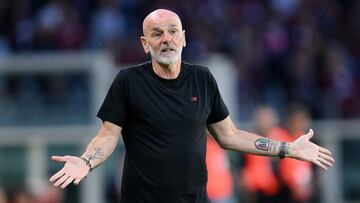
[140, 36, 150, 54]
[182, 30, 186, 47]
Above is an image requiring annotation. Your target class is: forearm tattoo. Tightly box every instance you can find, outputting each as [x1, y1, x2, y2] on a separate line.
[86, 147, 105, 163]
[254, 138, 276, 152]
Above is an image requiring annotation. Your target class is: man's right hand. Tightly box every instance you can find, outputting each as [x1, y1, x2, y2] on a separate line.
[49, 155, 90, 189]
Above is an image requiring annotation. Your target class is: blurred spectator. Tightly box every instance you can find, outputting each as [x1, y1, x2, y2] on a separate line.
[0, 35, 10, 55]
[55, 2, 86, 50]
[206, 133, 236, 203]
[241, 105, 315, 203]
[318, 44, 356, 118]
[268, 104, 314, 203]
[286, 47, 317, 111]
[241, 106, 281, 203]
[11, 0, 34, 51]
[34, 0, 64, 50]
[3, 184, 63, 203]
[269, 0, 300, 19]
[0, 187, 7, 203]
[7, 187, 34, 203]
[88, 0, 126, 56]
[35, 186, 64, 203]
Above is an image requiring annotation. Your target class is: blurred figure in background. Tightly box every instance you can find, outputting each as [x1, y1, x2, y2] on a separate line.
[7, 187, 34, 203]
[241, 105, 315, 203]
[206, 133, 236, 203]
[268, 104, 314, 203]
[241, 106, 281, 203]
[35, 186, 64, 203]
[0, 186, 7, 203]
[89, 0, 126, 63]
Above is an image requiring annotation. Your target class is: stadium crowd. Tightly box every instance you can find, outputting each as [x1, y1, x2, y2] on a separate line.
[0, 0, 359, 120]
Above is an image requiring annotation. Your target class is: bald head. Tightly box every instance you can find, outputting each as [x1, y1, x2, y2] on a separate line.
[142, 9, 183, 36]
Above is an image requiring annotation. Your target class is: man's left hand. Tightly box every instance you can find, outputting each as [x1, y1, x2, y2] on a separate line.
[288, 129, 335, 170]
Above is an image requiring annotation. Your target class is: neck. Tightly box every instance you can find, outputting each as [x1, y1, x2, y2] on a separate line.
[152, 59, 181, 79]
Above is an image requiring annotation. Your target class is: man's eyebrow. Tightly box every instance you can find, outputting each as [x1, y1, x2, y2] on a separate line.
[170, 24, 179, 28]
[151, 27, 162, 32]
[150, 24, 179, 32]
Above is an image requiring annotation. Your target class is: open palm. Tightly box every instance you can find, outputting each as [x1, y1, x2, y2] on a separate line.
[49, 155, 90, 189]
[289, 129, 335, 170]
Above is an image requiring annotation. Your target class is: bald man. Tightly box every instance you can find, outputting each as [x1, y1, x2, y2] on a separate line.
[49, 9, 334, 203]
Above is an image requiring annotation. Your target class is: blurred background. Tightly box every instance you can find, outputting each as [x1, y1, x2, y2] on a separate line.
[0, 0, 359, 202]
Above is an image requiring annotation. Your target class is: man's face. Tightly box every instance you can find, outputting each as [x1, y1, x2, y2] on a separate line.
[142, 15, 186, 65]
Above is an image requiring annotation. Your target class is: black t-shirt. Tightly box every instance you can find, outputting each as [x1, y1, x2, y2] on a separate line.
[97, 61, 229, 203]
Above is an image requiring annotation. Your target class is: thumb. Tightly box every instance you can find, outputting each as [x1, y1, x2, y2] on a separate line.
[51, 156, 67, 162]
[305, 129, 314, 140]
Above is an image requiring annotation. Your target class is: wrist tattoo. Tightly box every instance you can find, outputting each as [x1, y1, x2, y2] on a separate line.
[255, 138, 272, 151]
[86, 147, 105, 163]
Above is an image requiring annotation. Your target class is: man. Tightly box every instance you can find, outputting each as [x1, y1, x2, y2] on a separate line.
[49, 9, 334, 203]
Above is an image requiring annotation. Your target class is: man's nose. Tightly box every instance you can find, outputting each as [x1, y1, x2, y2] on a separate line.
[161, 32, 172, 43]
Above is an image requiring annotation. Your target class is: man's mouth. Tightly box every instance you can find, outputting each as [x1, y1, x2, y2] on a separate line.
[161, 48, 175, 52]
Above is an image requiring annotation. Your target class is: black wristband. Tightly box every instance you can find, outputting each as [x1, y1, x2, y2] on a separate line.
[81, 157, 93, 172]
[279, 142, 288, 159]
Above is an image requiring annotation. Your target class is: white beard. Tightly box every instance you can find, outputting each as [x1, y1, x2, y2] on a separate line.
[148, 44, 183, 65]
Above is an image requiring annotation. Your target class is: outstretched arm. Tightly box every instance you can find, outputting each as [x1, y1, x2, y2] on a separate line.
[207, 116, 335, 170]
[49, 121, 121, 188]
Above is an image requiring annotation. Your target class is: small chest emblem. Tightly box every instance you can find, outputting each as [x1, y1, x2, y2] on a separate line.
[191, 96, 199, 102]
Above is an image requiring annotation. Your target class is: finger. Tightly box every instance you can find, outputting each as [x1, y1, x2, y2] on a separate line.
[306, 129, 314, 140]
[50, 169, 65, 182]
[54, 174, 69, 187]
[51, 156, 67, 162]
[319, 147, 332, 156]
[317, 156, 333, 167]
[319, 152, 335, 163]
[61, 177, 75, 189]
[73, 178, 82, 185]
[314, 160, 328, 171]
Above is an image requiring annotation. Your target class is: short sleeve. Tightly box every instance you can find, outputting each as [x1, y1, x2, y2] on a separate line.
[206, 72, 229, 124]
[97, 71, 128, 127]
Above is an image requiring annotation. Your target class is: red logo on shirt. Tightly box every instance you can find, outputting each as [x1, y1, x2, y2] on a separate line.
[191, 96, 198, 102]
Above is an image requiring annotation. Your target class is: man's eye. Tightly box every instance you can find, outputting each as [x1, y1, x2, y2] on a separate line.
[153, 33, 161, 37]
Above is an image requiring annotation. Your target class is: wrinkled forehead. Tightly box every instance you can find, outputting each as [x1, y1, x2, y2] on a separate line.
[143, 10, 183, 35]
